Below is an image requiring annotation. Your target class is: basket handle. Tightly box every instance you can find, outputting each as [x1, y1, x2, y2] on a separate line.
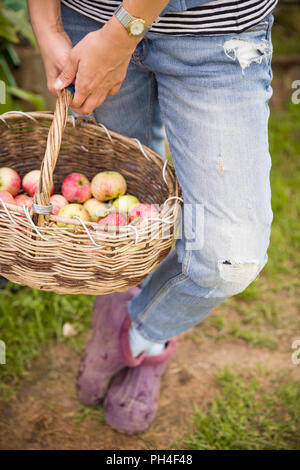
[32, 86, 74, 226]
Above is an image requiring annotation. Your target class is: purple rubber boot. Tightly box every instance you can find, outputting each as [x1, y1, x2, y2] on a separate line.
[77, 287, 147, 406]
[103, 337, 177, 434]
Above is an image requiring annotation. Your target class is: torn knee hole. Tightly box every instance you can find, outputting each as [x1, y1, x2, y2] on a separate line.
[218, 260, 259, 285]
[223, 39, 271, 72]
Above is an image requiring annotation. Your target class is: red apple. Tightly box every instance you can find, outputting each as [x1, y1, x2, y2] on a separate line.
[84, 198, 109, 222]
[0, 167, 21, 196]
[98, 212, 127, 226]
[0, 190, 14, 205]
[91, 171, 127, 202]
[62, 173, 91, 203]
[129, 203, 159, 223]
[14, 194, 33, 207]
[50, 194, 68, 215]
[22, 170, 54, 197]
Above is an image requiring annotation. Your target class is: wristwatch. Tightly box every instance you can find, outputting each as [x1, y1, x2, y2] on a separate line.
[114, 5, 149, 37]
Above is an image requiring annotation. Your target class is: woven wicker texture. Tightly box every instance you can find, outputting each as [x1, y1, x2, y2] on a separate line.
[0, 90, 181, 295]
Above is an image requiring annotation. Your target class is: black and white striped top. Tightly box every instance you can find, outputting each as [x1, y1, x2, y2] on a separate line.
[61, 0, 277, 36]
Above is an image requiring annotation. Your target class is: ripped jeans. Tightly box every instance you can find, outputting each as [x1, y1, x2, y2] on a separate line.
[62, 5, 274, 342]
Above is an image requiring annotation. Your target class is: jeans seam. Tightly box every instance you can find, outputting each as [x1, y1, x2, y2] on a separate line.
[182, 247, 192, 276]
[134, 272, 188, 324]
[146, 73, 155, 148]
[129, 322, 167, 343]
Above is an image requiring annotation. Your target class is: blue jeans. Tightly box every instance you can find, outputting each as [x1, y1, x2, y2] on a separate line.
[61, 4, 274, 342]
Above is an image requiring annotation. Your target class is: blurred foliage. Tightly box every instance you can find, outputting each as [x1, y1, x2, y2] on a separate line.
[0, 0, 45, 111]
[272, 4, 300, 55]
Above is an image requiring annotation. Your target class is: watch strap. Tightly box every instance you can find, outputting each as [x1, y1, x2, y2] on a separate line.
[114, 5, 149, 35]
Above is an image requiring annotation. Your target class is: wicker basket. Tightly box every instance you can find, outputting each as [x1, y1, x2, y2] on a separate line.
[0, 89, 182, 295]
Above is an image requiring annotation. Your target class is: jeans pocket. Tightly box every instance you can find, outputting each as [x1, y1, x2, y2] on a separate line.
[242, 13, 274, 38]
[244, 21, 269, 33]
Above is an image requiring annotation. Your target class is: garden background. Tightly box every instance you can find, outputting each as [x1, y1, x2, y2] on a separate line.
[0, 0, 299, 450]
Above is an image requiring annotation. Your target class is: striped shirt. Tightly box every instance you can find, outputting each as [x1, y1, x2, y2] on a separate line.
[61, 0, 277, 36]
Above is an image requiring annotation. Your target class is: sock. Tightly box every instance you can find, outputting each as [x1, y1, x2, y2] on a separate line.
[146, 342, 165, 356]
[129, 325, 166, 358]
[129, 325, 152, 357]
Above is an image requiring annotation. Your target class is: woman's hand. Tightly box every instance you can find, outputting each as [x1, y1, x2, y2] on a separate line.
[53, 17, 139, 114]
[38, 30, 73, 97]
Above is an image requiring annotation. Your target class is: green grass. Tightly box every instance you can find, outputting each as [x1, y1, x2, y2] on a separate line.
[0, 284, 94, 385]
[266, 104, 300, 276]
[228, 324, 278, 349]
[183, 368, 300, 450]
[71, 403, 105, 427]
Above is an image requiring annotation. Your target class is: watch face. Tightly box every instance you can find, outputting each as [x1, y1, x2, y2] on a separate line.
[130, 19, 145, 36]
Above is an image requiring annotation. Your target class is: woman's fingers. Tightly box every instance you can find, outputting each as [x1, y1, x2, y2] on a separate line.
[71, 90, 106, 115]
[71, 80, 123, 114]
[107, 82, 122, 96]
[72, 83, 92, 109]
[53, 55, 77, 92]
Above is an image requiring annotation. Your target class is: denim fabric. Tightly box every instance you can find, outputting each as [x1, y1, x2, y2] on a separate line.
[61, 5, 274, 342]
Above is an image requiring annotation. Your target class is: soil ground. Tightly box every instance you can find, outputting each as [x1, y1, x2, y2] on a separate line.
[0, 315, 299, 450]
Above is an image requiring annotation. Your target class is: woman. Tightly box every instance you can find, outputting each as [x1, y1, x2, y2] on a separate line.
[27, 0, 277, 434]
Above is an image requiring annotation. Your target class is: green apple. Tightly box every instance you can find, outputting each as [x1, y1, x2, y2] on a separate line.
[112, 195, 140, 215]
[57, 203, 90, 230]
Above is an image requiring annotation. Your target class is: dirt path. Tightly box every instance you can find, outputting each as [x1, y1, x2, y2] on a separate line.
[0, 326, 298, 450]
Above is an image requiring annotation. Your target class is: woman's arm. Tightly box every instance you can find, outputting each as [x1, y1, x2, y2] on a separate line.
[28, 0, 169, 113]
[27, 0, 72, 96]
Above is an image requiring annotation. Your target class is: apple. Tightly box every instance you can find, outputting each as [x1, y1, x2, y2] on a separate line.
[62, 173, 91, 203]
[84, 198, 109, 222]
[129, 203, 159, 223]
[91, 171, 127, 202]
[22, 170, 54, 197]
[98, 212, 127, 226]
[50, 194, 68, 215]
[14, 194, 33, 207]
[0, 167, 21, 196]
[0, 190, 14, 205]
[112, 195, 139, 215]
[57, 203, 91, 229]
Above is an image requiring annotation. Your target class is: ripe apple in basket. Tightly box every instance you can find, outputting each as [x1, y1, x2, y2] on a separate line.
[111, 195, 139, 216]
[62, 173, 91, 203]
[57, 203, 90, 230]
[0, 167, 21, 196]
[13, 194, 33, 232]
[129, 203, 159, 223]
[96, 212, 127, 249]
[22, 170, 54, 197]
[50, 194, 68, 215]
[91, 171, 127, 202]
[14, 194, 33, 207]
[0, 190, 14, 205]
[98, 212, 127, 226]
[84, 198, 109, 222]
[128, 204, 160, 253]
